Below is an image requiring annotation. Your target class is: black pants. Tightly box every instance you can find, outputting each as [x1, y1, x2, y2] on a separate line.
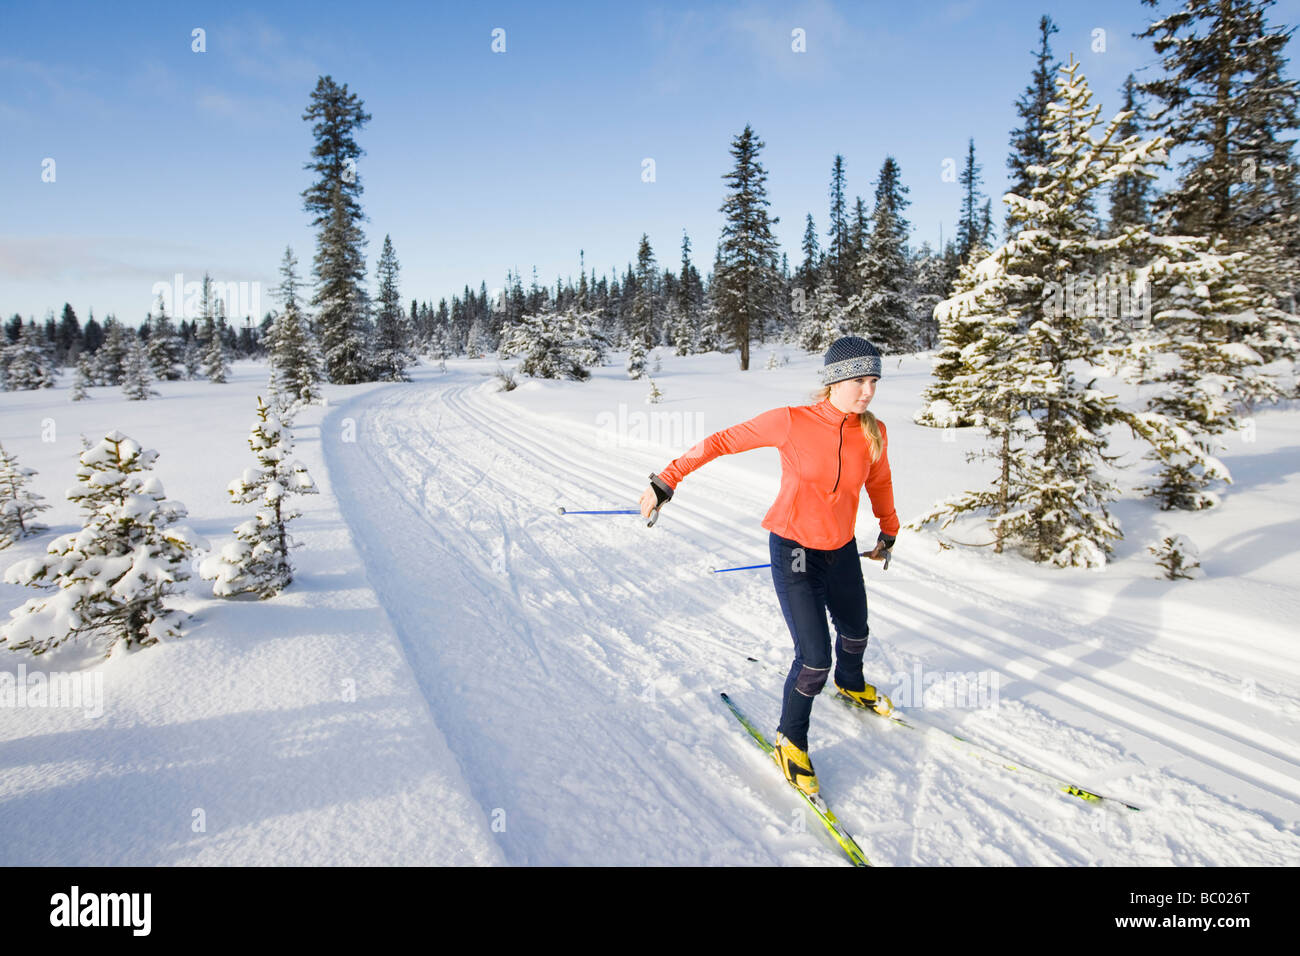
[769, 532, 870, 751]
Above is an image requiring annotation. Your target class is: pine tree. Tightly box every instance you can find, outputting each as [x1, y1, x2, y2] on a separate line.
[798, 212, 821, 292]
[2, 322, 57, 390]
[914, 246, 991, 427]
[93, 318, 129, 385]
[1109, 74, 1154, 233]
[203, 301, 232, 384]
[625, 336, 647, 380]
[1136, 243, 1258, 508]
[200, 397, 319, 599]
[910, 242, 948, 350]
[1137, 0, 1299, 256]
[1006, 15, 1061, 240]
[796, 269, 846, 354]
[843, 156, 914, 352]
[956, 138, 985, 263]
[182, 337, 201, 379]
[302, 76, 373, 384]
[71, 353, 93, 400]
[1, 431, 208, 655]
[627, 233, 658, 348]
[912, 55, 1223, 567]
[499, 308, 602, 380]
[373, 234, 415, 381]
[121, 334, 158, 400]
[714, 124, 781, 370]
[145, 295, 183, 381]
[827, 155, 850, 297]
[0, 442, 50, 548]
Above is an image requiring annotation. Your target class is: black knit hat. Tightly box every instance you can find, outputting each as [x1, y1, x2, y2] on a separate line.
[821, 336, 882, 386]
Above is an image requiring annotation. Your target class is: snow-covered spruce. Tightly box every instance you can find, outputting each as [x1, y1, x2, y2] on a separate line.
[267, 246, 325, 412]
[625, 336, 647, 380]
[912, 55, 1223, 567]
[841, 156, 914, 354]
[121, 334, 158, 401]
[145, 295, 183, 382]
[70, 353, 93, 401]
[93, 319, 131, 386]
[1136, 251, 1255, 510]
[499, 308, 603, 381]
[913, 242, 991, 428]
[2, 321, 58, 391]
[199, 396, 318, 599]
[1148, 533, 1202, 580]
[372, 234, 417, 382]
[796, 269, 846, 355]
[0, 431, 208, 656]
[0, 441, 51, 548]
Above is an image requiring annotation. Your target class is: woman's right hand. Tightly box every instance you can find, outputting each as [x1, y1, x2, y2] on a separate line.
[640, 473, 674, 519]
[639, 485, 658, 519]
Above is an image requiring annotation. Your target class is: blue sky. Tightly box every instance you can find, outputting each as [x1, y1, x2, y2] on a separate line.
[3, 0, 1298, 326]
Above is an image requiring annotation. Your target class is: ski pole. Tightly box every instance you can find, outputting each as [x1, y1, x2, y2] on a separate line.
[710, 550, 885, 573]
[556, 506, 661, 528]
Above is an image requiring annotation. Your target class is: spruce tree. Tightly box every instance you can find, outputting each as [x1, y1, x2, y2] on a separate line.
[913, 56, 1220, 566]
[122, 334, 158, 400]
[302, 76, 373, 384]
[268, 247, 324, 410]
[0, 442, 50, 548]
[844, 156, 914, 352]
[627, 233, 658, 348]
[3, 322, 57, 390]
[372, 234, 414, 381]
[200, 397, 318, 599]
[94, 318, 130, 385]
[827, 155, 850, 297]
[713, 124, 781, 370]
[796, 269, 846, 354]
[798, 212, 821, 293]
[956, 138, 985, 263]
[1006, 15, 1061, 240]
[145, 295, 183, 381]
[1109, 74, 1154, 233]
[1, 431, 208, 655]
[71, 354, 93, 400]
[499, 307, 602, 380]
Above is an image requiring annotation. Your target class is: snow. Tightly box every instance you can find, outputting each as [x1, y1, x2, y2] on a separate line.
[1, 350, 1299, 866]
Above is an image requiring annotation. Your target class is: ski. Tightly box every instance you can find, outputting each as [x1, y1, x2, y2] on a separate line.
[833, 692, 1143, 811]
[720, 692, 871, 867]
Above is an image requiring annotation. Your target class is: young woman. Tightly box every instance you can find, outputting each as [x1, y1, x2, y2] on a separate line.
[638, 336, 899, 796]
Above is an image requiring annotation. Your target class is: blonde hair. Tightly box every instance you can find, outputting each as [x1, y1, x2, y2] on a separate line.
[812, 384, 883, 463]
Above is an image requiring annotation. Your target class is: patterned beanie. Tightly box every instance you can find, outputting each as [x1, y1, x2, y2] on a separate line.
[821, 336, 882, 386]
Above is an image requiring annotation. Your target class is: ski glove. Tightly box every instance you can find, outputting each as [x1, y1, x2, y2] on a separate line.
[868, 532, 895, 570]
[648, 472, 674, 508]
[644, 472, 674, 527]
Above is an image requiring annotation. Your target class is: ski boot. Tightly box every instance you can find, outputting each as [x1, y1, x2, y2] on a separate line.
[772, 733, 819, 796]
[834, 680, 895, 717]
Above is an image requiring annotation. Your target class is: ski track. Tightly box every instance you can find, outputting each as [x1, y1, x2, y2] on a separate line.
[327, 376, 1300, 865]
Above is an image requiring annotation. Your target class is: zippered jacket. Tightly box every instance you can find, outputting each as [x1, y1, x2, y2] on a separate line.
[656, 398, 900, 550]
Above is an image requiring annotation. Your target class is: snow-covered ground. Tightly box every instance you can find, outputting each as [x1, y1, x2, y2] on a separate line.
[2, 348, 1298, 865]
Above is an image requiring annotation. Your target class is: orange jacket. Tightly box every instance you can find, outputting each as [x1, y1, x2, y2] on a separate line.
[657, 398, 900, 550]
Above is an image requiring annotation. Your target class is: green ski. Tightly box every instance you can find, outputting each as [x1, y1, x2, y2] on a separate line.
[721, 692, 871, 867]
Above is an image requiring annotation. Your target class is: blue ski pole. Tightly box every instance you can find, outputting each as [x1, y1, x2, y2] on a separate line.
[710, 549, 887, 573]
[557, 505, 662, 528]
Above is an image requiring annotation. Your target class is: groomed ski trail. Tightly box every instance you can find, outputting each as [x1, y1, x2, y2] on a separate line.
[324, 368, 1300, 865]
